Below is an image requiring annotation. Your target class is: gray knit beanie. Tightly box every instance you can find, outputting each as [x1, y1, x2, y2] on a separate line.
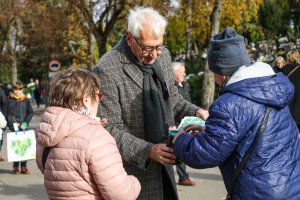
[208, 27, 250, 75]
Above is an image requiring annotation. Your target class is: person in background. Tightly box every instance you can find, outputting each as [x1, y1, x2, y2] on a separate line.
[283, 50, 300, 130]
[173, 27, 300, 199]
[171, 62, 195, 186]
[0, 79, 6, 161]
[0, 79, 6, 113]
[4, 81, 33, 174]
[92, 6, 208, 200]
[36, 69, 140, 200]
[4, 83, 12, 97]
[27, 78, 36, 106]
[33, 79, 42, 108]
[272, 56, 286, 73]
[0, 111, 7, 161]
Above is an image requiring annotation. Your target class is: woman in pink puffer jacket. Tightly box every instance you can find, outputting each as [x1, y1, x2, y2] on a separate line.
[36, 69, 141, 200]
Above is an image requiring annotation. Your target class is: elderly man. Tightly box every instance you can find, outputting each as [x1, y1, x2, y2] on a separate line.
[93, 7, 208, 200]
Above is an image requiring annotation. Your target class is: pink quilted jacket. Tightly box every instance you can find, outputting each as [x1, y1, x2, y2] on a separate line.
[36, 107, 140, 200]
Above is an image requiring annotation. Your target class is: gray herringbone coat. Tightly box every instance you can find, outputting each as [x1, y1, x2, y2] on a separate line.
[93, 39, 199, 200]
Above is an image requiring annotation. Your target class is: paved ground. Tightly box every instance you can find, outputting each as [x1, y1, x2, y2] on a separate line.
[0, 105, 226, 200]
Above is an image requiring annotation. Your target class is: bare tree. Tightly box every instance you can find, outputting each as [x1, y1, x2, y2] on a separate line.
[70, 0, 128, 58]
[201, 0, 222, 109]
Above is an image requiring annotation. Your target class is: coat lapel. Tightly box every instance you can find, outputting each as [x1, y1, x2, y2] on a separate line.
[118, 40, 143, 89]
[123, 64, 143, 89]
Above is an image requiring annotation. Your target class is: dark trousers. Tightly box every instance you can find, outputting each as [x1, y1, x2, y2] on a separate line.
[13, 161, 27, 168]
[176, 161, 189, 182]
[162, 166, 177, 200]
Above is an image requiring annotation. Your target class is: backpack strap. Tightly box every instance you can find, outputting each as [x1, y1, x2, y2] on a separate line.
[288, 65, 299, 77]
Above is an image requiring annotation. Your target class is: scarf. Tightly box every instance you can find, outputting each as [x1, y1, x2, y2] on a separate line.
[9, 93, 26, 102]
[123, 38, 175, 143]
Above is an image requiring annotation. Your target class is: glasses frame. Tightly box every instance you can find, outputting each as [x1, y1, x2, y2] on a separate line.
[133, 36, 165, 55]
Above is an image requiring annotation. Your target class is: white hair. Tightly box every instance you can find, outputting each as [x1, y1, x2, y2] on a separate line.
[127, 7, 167, 39]
[171, 62, 185, 74]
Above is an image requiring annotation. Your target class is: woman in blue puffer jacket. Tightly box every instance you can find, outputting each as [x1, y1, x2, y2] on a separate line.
[173, 27, 300, 200]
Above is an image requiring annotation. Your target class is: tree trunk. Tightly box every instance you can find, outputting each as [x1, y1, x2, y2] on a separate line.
[201, 0, 222, 109]
[11, 53, 17, 83]
[97, 34, 108, 58]
[185, 0, 193, 71]
[6, 24, 18, 83]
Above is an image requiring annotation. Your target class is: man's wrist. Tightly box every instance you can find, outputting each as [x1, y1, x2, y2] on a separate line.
[196, 108, 209, 120]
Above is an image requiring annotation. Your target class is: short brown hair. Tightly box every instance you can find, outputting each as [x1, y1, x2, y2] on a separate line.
[48, 69, 101, 109]
[13, 81, 24, 90]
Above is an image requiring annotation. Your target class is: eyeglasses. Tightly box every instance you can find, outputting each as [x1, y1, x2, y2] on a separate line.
[95, 91, 103, 102]
[133, 36, 165, 55]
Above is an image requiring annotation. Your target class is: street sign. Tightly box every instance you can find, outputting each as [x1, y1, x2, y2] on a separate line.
[48, 59, 61, 72]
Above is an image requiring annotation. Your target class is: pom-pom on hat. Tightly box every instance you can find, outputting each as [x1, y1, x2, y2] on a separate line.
[208, 27, 250, 75]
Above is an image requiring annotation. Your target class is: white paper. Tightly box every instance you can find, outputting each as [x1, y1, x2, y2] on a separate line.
[6, 130, 36, 162]
[13, 123, 19, 131]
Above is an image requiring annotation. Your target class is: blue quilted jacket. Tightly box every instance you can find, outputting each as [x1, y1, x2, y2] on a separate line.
[174, 62, 300, 199]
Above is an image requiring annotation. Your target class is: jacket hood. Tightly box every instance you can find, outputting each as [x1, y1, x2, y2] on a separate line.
[221, 62, 294, 108]
[36, 107, 98, 147]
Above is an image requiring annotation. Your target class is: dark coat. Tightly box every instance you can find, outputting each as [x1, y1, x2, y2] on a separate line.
[175, 81, 192, 124]
[283, 63, 300, 125]
[93, 38, 199, 200]
[174, 62, 300, 199]
[175, 81, 191, 102]
[272, 66, 283, 73]
[5, 96, 33, 131]
[0, 87, 5, 113]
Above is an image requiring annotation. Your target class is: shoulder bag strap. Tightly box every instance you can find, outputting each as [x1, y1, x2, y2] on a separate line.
[42, 147, 52, 171]
[288, 65, 299, 77]
[226, 107, 271, 200]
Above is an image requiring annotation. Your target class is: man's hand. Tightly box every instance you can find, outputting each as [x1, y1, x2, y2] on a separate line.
[196, 108, 209, 120]
[148, 144, 176, 165]
[100, 118, 108, 125]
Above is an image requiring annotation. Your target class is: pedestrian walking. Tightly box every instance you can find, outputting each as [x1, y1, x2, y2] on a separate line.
[92, 6, 208, 200]
[33, 79, 42, 108]
[36, 69, 140, 200]
[27, 78, 36, 106]
[173, 27, 300, 200]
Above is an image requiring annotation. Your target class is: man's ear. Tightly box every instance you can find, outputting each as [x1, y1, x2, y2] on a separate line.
[125, 31, 132, 47]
